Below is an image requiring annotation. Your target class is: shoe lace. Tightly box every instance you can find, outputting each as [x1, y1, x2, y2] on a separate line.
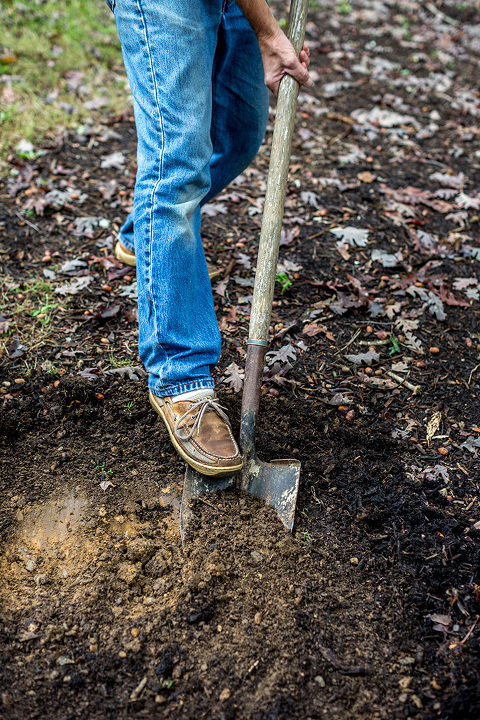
[174, 397, 231, 441]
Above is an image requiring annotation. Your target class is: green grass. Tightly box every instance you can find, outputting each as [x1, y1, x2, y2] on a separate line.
[0, 0, 128, 162]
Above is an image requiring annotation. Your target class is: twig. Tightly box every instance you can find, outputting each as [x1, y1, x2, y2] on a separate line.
[222, 257, 236, 279]
[15, 211, 43, 234]
[467, 364, 479, 388]
[425, 2, 460, 26]
[335, 328, 361, 356]
[317, 641, 366, 676]
[385, 370, 421, 395]
[461, 618, 479, 645]
[465, 497, 478, 512]
[196, 497, 227, 512]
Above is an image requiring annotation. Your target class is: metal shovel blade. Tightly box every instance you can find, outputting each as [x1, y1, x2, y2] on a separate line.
[242, 455, 301, 531]
[180, 466, 237, 542]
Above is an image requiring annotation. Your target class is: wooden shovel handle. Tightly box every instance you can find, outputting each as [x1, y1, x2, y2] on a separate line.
[248, 0, 308, 343]
[240, 0, 308, 453]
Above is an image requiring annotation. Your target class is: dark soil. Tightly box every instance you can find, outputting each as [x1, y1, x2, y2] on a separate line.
[1, 1, 480, 718]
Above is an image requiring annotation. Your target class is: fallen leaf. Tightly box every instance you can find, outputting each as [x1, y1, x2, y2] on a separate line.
[461, 436, 480, 454]
[100, 152, 126, 169]
[331, 226, 369, 247]
[426, 411, 442, 444]
[223, 362, 244, 392]
[118, 282, 138, 299]
[55, 276, 92, 295]
[9, 336, 28, 358]
[371, 249, 403, 267]
[345, 349, 380, 366]
[266, 344, 297, 365]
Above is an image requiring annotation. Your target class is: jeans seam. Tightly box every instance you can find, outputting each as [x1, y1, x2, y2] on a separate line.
[134, 0, 165, 325]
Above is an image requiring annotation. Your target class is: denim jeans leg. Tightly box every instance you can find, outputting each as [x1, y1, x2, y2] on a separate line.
[116, 0, 268, 247]
[206, 0, 269, 202]
[118, 210, 134, 251]
[113, 0, 224, 397]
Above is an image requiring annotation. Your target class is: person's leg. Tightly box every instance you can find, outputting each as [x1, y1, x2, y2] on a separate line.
[115, 0, 268, 254]
[118, 211, 134, 252]
[206, 0, 269, 202]
[113, 0, 223, 398]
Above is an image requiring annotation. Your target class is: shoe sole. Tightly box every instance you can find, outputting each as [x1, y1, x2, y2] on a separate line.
[115, 241, 136, 267]
[115, 242, 222, 280]
[149, 392, 243, 477]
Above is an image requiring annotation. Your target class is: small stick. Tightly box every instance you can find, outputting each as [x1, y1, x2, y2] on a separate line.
[385, 370, 421, 395]
[426, 2, 460, 26]
[467, 364, 479, 388]
[335, 328, 361, 356]
[15, 211, 43, 234]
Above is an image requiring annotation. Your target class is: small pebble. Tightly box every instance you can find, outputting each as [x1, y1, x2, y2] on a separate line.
[131, 628, 140, 638]
[254, 612, 262, 625]
[219, 688, 231, 702]
[350, 557, 359, 566]
[314, 675, 326, 688]
[14, 378, 25, 384]
[119, 651, 127, 658]
[429, 346, 440, 354]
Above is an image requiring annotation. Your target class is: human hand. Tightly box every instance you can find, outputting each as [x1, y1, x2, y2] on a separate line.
[258, 30, 312, 96]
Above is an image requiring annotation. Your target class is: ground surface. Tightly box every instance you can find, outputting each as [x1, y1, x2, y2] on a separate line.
[1, 1, 480, 718]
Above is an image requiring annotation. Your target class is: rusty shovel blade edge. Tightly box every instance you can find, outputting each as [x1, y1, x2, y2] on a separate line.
[241, 456, 301, 532]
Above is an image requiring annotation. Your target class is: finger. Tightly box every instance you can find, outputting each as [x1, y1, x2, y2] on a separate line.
[290, 61, 313, 87]
[299, 50, 311, 68]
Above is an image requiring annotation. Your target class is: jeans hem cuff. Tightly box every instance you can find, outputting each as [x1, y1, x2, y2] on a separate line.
[117, 231, 134, 251]
[149, 378, 215, 398]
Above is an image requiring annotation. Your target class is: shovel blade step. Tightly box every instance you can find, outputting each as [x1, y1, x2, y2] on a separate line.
[242, 458, 301, 531]
[180, 466, 237, 542]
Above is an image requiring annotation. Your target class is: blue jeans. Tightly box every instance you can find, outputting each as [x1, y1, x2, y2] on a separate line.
[109, 0, 268, 397]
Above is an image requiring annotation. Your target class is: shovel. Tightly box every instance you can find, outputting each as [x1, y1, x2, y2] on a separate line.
[180, 0, 308, 540]
[239, 0, 307, 530]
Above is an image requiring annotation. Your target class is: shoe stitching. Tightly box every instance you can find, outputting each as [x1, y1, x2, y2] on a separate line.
[189, 438, 240, 462]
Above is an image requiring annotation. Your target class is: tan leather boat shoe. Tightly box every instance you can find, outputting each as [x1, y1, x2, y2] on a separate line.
[149, 391, 242, 477]
[115, 239, 136, 267]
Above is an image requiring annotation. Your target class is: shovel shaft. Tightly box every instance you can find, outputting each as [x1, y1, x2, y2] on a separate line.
[240, 0, 308, 455]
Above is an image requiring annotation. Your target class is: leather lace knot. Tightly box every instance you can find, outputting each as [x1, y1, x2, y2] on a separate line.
[174, 397, 230, 441]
